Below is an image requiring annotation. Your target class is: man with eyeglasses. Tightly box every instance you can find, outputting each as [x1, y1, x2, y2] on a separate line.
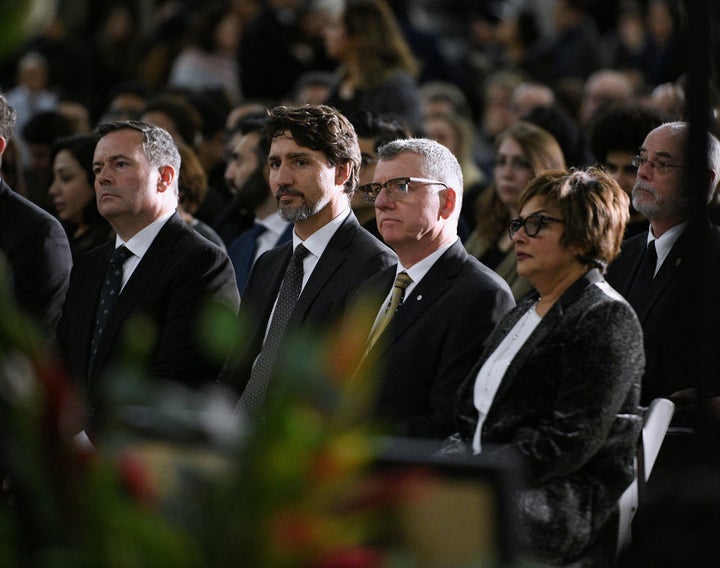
[347, 137, 514, 439]
[606, 121, 720, 433]
[588, 101, 666, 238]
[56, 120, 241, 436]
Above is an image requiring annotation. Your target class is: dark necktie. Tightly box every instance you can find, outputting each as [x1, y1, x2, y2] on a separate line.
[365, 272, 412, 353]
[627, 240, 657, 309]
[237, 244, 310, 419]
[89, 245, 133, 377]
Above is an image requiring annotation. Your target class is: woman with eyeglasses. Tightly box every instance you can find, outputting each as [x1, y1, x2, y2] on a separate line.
[442, 168, 644, 566]
[465, 122, 565, 300]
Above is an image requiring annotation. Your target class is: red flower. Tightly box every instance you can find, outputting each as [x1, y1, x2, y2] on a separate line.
[311, 546, 385, 568]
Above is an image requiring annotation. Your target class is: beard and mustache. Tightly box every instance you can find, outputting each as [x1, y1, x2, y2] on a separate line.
[632, 178, 691, 220]
[275, 186, 330, 223]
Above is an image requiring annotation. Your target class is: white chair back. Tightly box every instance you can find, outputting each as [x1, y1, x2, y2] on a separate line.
[616, 398, 675, 558]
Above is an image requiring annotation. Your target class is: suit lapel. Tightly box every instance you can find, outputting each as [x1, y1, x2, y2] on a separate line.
[291, 214, 358, 323]
[89, 215, 184, 383]
[373, 241, 465, 358]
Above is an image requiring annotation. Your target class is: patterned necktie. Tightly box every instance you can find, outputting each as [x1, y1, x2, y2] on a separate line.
[88, 245, 133, 377]
[237, 244, 310, 419]
[365, 272, 412, 353]
[627, 240, 657, 309]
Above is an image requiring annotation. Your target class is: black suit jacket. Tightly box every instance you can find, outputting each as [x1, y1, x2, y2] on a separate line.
[350, 240, 515, 438]
[605, 218, 720, 406]
[0, 180, 71, 335]
[453, 270, 644, 566]
[56, 213, 240, 428]
[234, 212, 396, 393]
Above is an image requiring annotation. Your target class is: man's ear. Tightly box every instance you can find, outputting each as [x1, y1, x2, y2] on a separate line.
[439, 187, 457, 219]
[0, 137, 7, 157]
[335, 161, 352, 188]
[157, 165, 176, 192]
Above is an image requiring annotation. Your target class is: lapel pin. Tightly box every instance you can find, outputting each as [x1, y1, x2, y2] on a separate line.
[675, 258, 681, 267]
[416, 294, 423, 301]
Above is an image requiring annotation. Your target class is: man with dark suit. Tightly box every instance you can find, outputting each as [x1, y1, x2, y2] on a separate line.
[606, 121, 720, 425]
[224, 113, 292, 294]
[349, 138, 515, 438]
[234, 105, 396, 418]
[0, 91, 71, 336]
[56, 121, 240, 434]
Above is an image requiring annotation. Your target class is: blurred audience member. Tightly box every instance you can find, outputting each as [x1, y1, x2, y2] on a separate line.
[508, 81, 556, 124]
[523, 103, 594, 167]
[49, 133, 114, 258]
[176, 142, 226, 251]
[422, 111, 487, 236]
[21, 110, 77, 211]
[323, 0, 422, 133]
[466, 122, 565, 300]
[578, 69, 636, 126]
[225, 113, 291, 294]
[348, 109, 412, 240]
[167, 3, 243, 105]
[98, 81, 150, 124]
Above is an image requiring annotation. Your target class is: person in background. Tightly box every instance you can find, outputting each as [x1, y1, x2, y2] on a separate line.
[56, 120, 240, 436]
[348, 109, 411, 240]
[49, 133, 114, 258]
[323, 0, 422, 134]
[225, 113, 292, 294]
[422, 111, 487, 237]
[349, 137, 514, 438]
[0, 92, 71, 337]
[465, 122, 565, 300]
[606, 121, 720, 426]
[176, 142, 226, 250]
[588, 101, 667, 238]
[233, 105, 396, 419]
[20, 110, 77, 211]
[444, 168, 644, 567]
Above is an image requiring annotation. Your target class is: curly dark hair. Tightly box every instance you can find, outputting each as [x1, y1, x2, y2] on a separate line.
[266, 105, 361, 194]
[588, 102, 668, 162]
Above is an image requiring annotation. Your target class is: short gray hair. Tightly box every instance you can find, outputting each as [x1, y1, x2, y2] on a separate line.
[376, 137, 464, 197]
[96, 120, 181, 174]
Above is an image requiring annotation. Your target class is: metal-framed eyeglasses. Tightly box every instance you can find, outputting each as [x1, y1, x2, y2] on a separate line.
[631, 155, 685, 175]
[508, 213, 565, 239]
[358, 177, 449, 203]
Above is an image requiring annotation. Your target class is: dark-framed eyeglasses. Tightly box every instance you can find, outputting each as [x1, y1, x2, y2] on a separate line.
[358, 177, 449, 203]
[508, 213, 564, 239]
[631, 155, 685, 175]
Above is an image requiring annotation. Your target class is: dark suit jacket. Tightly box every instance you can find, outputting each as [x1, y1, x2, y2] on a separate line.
[234, 212, 396, 394]
[0, 180, 71, 335]
[228, 222, 293, 296]
[606, 218, 720, 407]
[56, 213, 240, 429]
[350, 240, 515, 438]
[452, 270, 644, 566]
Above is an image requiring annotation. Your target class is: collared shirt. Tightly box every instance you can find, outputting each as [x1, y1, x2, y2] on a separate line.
[472, 304, 542, 454]
[647, 221, 687, 277]
[255, 211, 290, 261]
[291, 207, 351, 291]
[370, 237, 458, 331]
[115, 210, 175, 289]
[261, 207, 351, 342]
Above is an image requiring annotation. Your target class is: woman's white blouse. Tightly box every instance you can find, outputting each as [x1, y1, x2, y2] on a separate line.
[472, 304, 543, 454]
